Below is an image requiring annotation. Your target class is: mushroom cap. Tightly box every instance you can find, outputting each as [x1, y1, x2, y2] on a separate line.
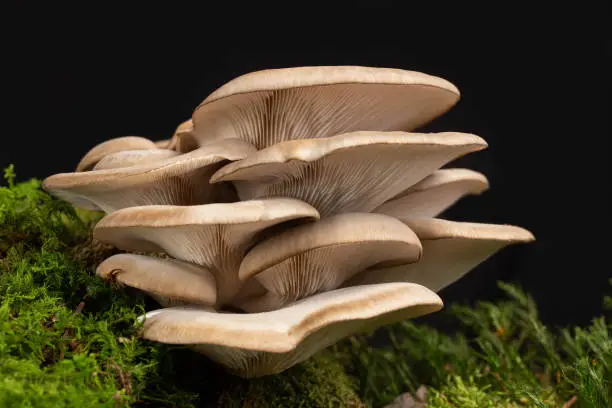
[93, 149, 180, 170]
[188, 66, 460, 151]
[211, 131, 487, 217]
[43, 139, 256, 213]
[97, 253, 216, 307]
[154, 139, 172, 149]
[236, 213, 422, 312]
[375, 168, 490, 218]
[345, 217, 535, 292]
[93, 198, 320, 305]
[165, 119, 195, 151]
[76, 136, 159, 172]
[174, 118, 193, 134]
[139, 282, 442, 377]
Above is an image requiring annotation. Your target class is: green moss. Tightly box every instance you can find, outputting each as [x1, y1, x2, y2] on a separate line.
[217, 352, 363, 407]
[0, 167, 364, 407]
[334, 282, 611, 407]
[0, 167, 198, 407]
[2, 165, 611, 407]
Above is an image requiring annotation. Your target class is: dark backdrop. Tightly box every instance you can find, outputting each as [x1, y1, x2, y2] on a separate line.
[5, 4, 611, 327]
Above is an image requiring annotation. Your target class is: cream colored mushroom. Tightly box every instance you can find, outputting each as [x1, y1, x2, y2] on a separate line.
[76, 136, 159, 172]
[39, 64, 537, 380]
[97, 253, 216, 307]
[139, 282, 442, 378]
[93, 149, 180, 170]
[187, 66, 460, 151]
[235, 213, 422, 313]
[345, 217, 535, 292]
[374, 168, 489, 218]
[43, 139, 256, 213]
[154, 139, 172, 149]
[211, 131, 487, 217]
[161, 118, 194, 151]
[93, 198, 320, 306]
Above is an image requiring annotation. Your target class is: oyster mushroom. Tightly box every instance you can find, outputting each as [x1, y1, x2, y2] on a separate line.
[93, 198, 320, 305]
[186, 66, 460, 151]
[42, 65, 535, 378]
[154, 139, 172, 149]
[159, 118, 194, 150]
[374, 168, 490, 218]
[43, 139, 256, 213]
[76, 136, 159, 172]
[97, 253, 216, 307]
[345, 218, 535, 291]
[211, 131, 487, 217]
[139, 282, 442, 378]
[236, 213, 423, 312]
[93, 149, 180, 170]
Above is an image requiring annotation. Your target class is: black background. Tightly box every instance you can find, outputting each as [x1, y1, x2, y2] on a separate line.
[5, 3, 610, 327]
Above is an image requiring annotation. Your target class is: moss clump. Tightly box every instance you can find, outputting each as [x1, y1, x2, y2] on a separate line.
[217, 352, 363, 407]
[334, 281, 612, 407]
[0, 166, 363, 407]
[0, 165, 195, 407]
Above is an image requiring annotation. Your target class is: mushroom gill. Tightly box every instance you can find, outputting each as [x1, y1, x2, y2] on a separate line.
[211, 131, 487, 217]
[93, 198, 320, 306]
[139, 282, 442, 378]
[97, 253, 217, 307]
[236, 213, 422, 313]
[345, 218, 535, 292]
[187, 66, 460, 151]
[374, 168, 490, 218]
[43, 139, 256, 213]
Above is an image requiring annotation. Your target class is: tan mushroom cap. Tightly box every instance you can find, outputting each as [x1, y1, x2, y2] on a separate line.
[236, 213, 422, 312]
[211, 131, 487, 217]
[93, 198, 320, 305]
[140, 282, 443, 377]
[163, 119, 194, 151]
[375, 168, 490, 218]
[43, 139, 256, 214]
[345, 217, 535, 292]
[97, 253, 216, 307]
[188, 66, 460, 151]
[76, 136, 159, 172]
[93, 149, 180, 170]
[154, 139, 172, 149]
[174, 118, 193, 134]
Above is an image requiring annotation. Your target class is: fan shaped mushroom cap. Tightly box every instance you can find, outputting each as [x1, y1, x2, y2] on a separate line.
[76, 136, 159, 172]
[187, 66, 460, 151]
[97, 253, 216, 307]
[236, 213, 422, 312]
[154, 139, 172, 149]
[43, 139, 256, 213]
[345, 218, 535, 292]
[139, 282, 442, 377]
[93, 198, 320, 305]
[211, 131, 487, 217]
[375, 168, 489, 218]
[163, 118, 194, 151]
[174, 118, 193, 134]
[93, 149, 180, 170]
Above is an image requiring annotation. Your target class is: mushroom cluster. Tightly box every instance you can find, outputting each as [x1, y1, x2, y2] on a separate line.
[43, 66, 534, 378]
